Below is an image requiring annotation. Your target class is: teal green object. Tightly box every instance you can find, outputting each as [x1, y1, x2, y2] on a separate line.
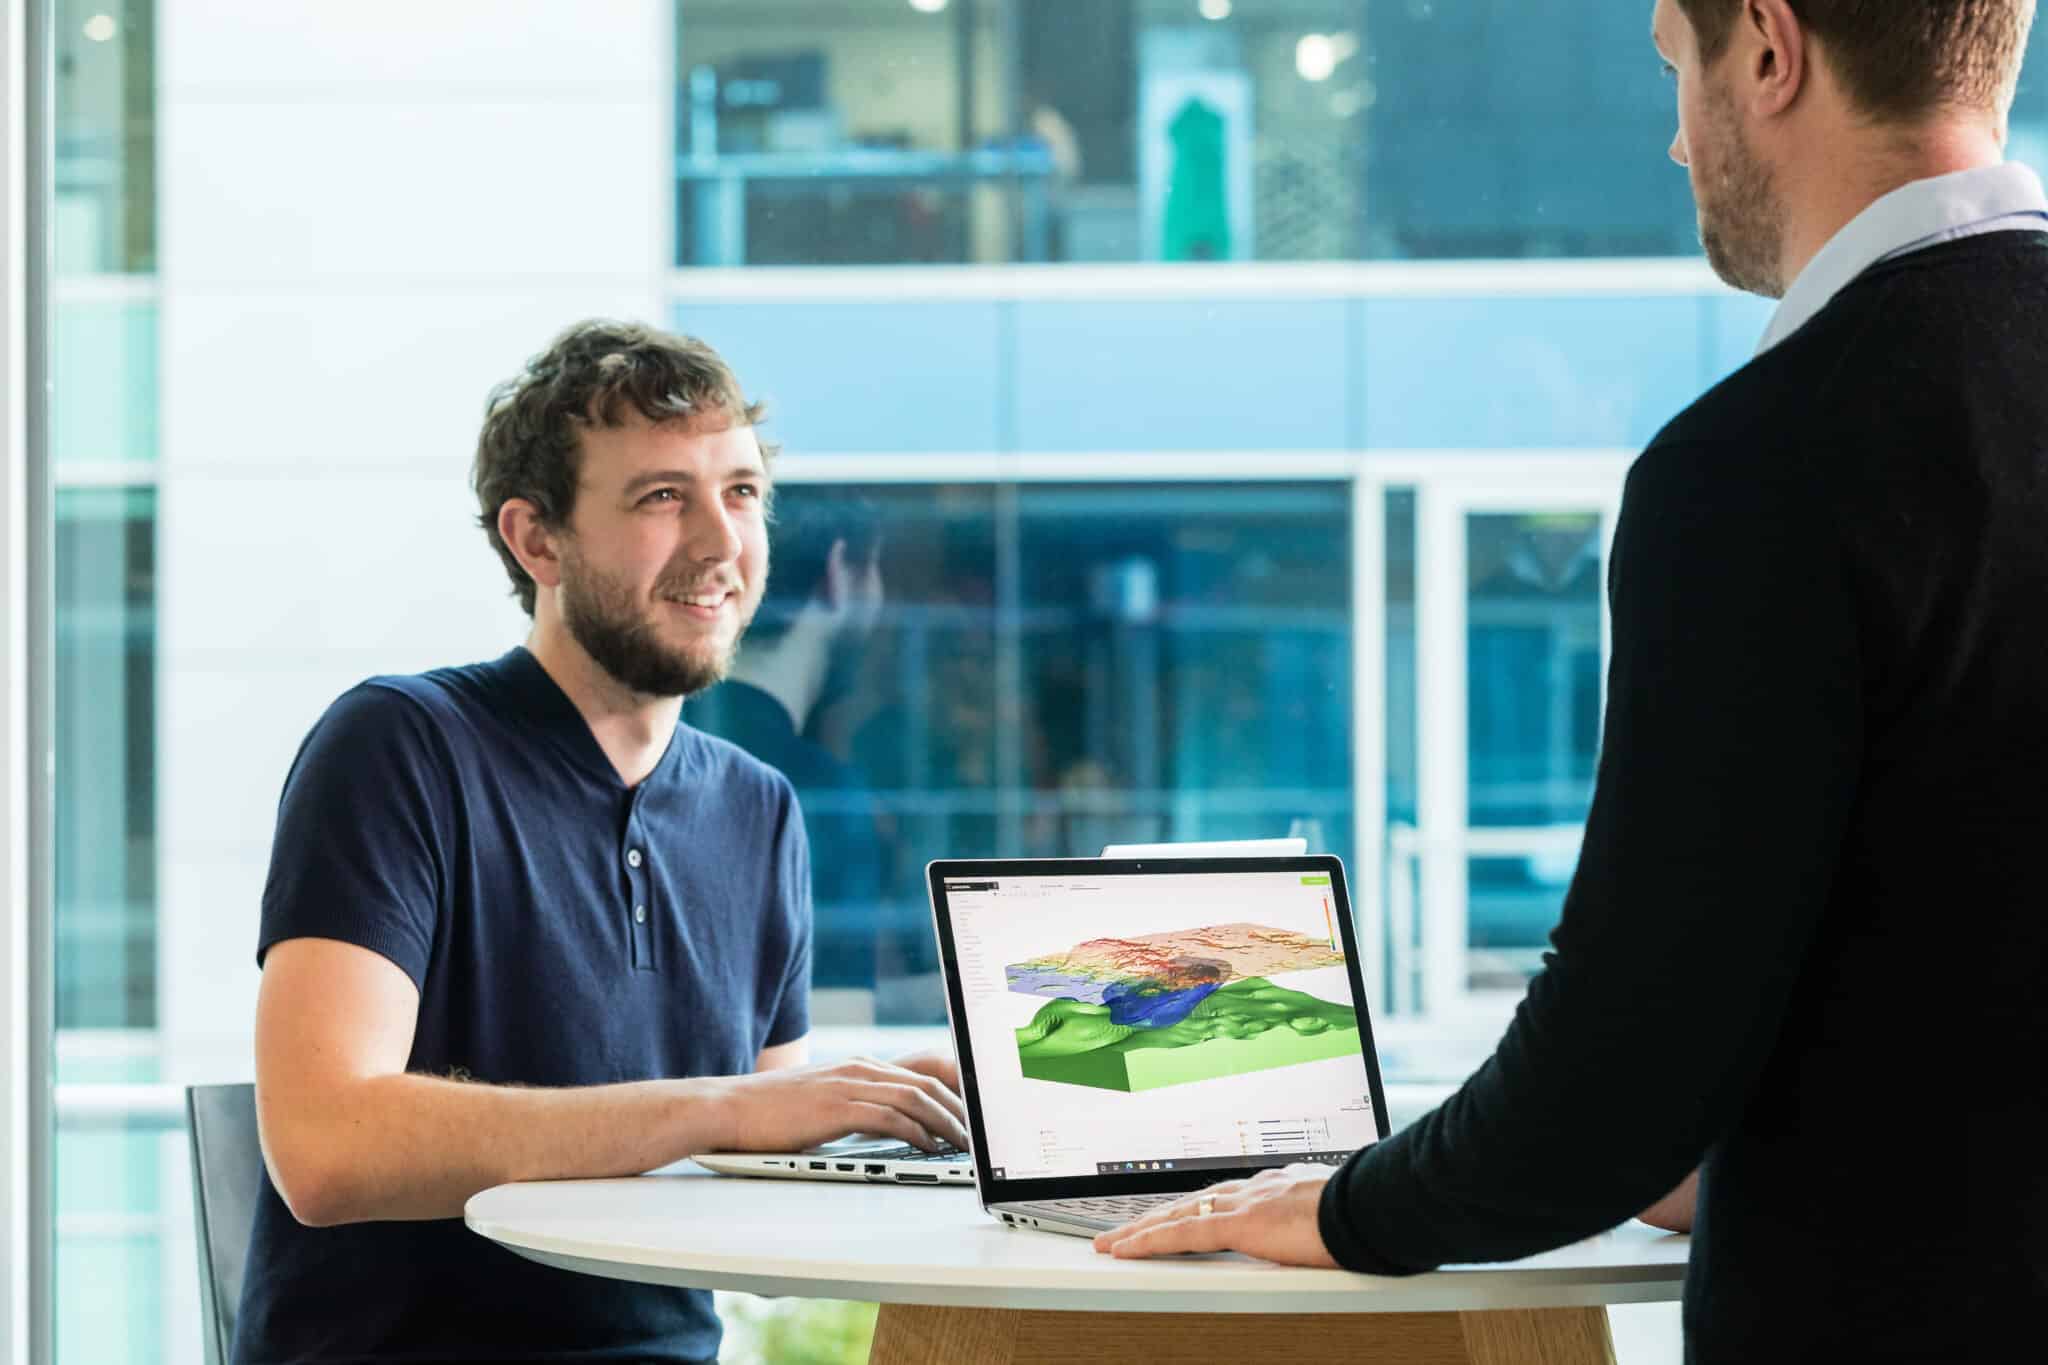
[1162, 97, 1230, 261]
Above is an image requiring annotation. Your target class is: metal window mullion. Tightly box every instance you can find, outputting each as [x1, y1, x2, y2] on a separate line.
[1350, 468, 1388, 1019]
[2, 0, 59, 1361]
[1413, 485, 1469, 1021]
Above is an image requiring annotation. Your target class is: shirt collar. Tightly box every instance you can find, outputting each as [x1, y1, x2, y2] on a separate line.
[1756, 160, 2048, 355]
[493, 646, 686, 791]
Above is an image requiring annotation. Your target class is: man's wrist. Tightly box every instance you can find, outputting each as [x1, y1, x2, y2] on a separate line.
[666, 1074, 739, 1156]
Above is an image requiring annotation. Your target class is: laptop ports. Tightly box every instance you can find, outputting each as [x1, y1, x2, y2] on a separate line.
[836, 1163, 855, 1171]
[809, 1161, 827, 1171]
[865, 1164, 887, 1175]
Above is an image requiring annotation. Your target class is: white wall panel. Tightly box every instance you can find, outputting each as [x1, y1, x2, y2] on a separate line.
[167, 0, 666, 91]
[163, 287, 657, 473]
[163, 100, 662, 283]
[161, 473, 524, 655]
[158, 0, 669, 1066]
[155, 854, 268, 1082]
[160, 664, 384, 865]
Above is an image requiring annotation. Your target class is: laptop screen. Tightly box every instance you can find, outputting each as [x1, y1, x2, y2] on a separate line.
[933, 860, 1385, 1187]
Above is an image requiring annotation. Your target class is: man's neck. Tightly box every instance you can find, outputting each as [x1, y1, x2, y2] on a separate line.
[1776, 120, 2007, 292]
[525, 616, 682, 788]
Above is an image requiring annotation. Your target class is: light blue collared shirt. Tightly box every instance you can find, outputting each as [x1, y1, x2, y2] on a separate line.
[1756, 160, 2048, 355]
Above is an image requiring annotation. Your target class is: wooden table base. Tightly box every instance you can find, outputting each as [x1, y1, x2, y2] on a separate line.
[869, 1304, 1616, 1365]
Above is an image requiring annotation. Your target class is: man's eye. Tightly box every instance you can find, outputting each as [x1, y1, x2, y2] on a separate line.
[731, 484, 761, 500]
[642, 488, 680, 504]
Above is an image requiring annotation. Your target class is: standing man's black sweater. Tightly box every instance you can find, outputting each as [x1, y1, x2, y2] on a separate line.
[1319, 232, 2048, 1362]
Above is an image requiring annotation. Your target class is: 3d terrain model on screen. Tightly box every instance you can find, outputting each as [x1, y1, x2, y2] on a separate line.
[1008, 922, 1358, 1091]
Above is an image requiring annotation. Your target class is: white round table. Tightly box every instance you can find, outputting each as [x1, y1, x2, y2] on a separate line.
[467, 1166, 1688, 1364]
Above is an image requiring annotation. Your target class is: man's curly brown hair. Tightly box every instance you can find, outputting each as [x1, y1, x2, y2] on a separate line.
[472, 320, 774, 616]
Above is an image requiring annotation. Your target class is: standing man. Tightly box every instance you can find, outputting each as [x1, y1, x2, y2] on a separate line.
[235, 321, 967, 1364]
[1097, 3, 2048, 1361]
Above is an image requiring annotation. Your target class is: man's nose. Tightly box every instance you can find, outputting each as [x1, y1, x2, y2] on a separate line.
[684, 500, 744, 563]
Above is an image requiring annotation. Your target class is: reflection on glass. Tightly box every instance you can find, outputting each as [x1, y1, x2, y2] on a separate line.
[1465, 511, 1601, 989]
[1016, 483, 1352, 865]
[693, 484, 999, 1022]
[694, 481, 1350, 1023]
[674, 3, 2048, 266]
[1384, 488, 1416, 826]
[1381, 487, 1417, 1017]
[54, 0, 155, 274]
[55, 486, 157, 1029]
[52, 6, 161, 1363]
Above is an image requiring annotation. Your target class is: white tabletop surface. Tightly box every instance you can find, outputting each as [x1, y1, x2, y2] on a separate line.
[466, 1166, 1689, 1315]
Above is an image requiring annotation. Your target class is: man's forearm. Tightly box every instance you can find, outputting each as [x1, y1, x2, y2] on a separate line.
[263, 1070, 736, 1226]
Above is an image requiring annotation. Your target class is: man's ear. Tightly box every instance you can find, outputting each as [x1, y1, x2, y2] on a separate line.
[498, 498, 566, 596]
[1744, 0, 1808, 118]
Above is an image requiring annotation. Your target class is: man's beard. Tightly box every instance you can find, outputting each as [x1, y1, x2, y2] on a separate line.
[559, 551, 748, 699]
[1695, 80, 1788, 298]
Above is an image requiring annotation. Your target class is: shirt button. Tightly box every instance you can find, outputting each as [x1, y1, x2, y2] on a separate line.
[633, 904, 648, 924]
[626, 848, 643, 869]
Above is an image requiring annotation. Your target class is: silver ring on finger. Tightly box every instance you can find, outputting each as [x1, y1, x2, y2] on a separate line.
[1195, 1194, 1215, 1218]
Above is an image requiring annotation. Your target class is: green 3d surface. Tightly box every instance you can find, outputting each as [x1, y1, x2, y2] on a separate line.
[1013, 976, 1359, 1092]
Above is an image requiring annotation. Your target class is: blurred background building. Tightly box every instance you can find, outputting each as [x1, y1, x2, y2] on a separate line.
[43, 0, 2048, 1359]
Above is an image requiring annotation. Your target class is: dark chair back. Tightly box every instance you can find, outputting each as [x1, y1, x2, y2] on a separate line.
[186, 1083, 260, 1365]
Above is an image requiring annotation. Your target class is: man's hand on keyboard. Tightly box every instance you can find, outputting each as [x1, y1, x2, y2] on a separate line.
[1091, 1164, 1339, 1267]
[888, 1046, 962, 1097]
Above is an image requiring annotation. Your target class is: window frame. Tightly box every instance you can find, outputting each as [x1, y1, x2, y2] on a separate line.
[3, 0, 58, 1359]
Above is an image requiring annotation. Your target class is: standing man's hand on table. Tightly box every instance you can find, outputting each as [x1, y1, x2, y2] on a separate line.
[1092, 1164, 1340, 1267]
[710, 1054, 970, 1155]
[1636, 1168, 1698, 1233]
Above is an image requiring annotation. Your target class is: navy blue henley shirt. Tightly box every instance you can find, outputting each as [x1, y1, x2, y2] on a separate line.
[233, 647, 811, 1364]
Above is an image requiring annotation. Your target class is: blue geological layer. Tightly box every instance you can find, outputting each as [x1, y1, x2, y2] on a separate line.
[1102, 979, 1221, 1029]
[1005, 967, 1113, 1004]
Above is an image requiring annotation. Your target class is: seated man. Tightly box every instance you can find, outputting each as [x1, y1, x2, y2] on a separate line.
[234, 320, 966, 1365]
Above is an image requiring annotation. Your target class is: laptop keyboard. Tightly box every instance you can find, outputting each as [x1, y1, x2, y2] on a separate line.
[1012, 1193, 1179, 1223]
[858, 1141, 969, 1164]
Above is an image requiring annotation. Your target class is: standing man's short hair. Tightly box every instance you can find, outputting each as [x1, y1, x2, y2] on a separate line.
[471, 320, 774, 616]
[1676, 0, 2036, 121]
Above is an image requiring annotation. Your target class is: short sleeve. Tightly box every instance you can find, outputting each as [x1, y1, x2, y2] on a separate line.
[257, 684, 451, 989]
[761, 777, 814, 1050]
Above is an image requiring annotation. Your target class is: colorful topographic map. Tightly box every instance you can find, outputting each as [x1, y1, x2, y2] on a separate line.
[1008, 923, 1358, 1092]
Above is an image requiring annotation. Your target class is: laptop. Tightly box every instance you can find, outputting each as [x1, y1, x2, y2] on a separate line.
[1100, 837, 1308, 858]
[927, 854, 1391, 1237]
[693, 1134, 975, 1186]
[691, 843, 1311, 1190]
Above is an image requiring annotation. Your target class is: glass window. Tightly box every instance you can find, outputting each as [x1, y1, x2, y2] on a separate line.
[676, 2, 2048, 266]
[674, 0, 1713, 266]
[1464, 511, 1602, 989]
[49, 5, 161, 1364]
[691, 479, 1352, 1024]
[54, 487, 157, 1030]
[54, 0, 156, 275]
